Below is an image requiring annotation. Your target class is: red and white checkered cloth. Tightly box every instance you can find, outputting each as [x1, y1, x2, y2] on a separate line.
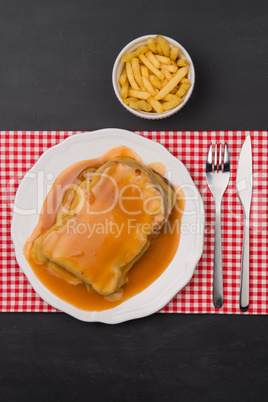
[1, 131, 267, 314]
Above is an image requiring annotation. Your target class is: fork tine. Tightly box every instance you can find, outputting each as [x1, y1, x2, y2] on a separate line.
[223, 143, 230, 172]
[214, 143, 217, 172]
[219, 143, 222, 171]
[206, 143, 213, 172]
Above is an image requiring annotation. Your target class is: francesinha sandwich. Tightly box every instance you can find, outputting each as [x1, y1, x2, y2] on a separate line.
[30, 157, 177, 296]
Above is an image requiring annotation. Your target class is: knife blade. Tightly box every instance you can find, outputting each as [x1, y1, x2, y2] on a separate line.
[236, 135, 252, 312]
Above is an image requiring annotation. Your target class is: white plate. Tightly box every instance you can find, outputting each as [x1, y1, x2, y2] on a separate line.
[11, 129, 204, 324]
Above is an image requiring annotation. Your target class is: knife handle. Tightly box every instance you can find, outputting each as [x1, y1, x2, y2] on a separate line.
[213, 200, 224, 309]
[240, 216, 250, 312]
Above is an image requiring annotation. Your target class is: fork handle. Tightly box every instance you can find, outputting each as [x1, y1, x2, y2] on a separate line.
[213, 199, 224, 308]
[240, 215, 250, 312]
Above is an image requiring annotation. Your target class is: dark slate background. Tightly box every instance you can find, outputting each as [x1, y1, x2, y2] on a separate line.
[0, 1, 267, 401]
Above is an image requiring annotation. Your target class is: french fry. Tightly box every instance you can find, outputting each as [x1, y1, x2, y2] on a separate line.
[181, 78, 190, 84]
[126, 61, 140, 90]
[147, 37, 156, 53]
[156, 35, 170, 57]
[161, 78, 168, 88]
[131, 58, 140, 76]
[142, 76, 157, 95]
[155, 42, 163, 55]
[163, 98, 183, 110]
[177, 58, 188, 67]
[137, 100, 153, 112]
[141, 65, 149, 78]
[175, 82, 190, 98]
[136, 45, 148, 54]
[161, 64, 178, 73]
[162, 68, 173, 81]
[162, 94, 182, 102]
[119, 68, 127, 86]
[128, 101, 140, 110]
[121, 52, 137, 63]
[128, 89, 151, 99]
[170, 86, 179, 94]
[147, 96, 164, 114]
[149, 74, 162, 90]
[145, 50, 160, 68]
[155, 67, 188, 100]
[176, 87, 186, 98]
[181, 82, 191, 91]
[138, 53, 164, 80]
[170, 46, 180, 61]
[120, 81, 129, 99]
[134, 74, 144, 88]
[123, 97, 138, 105]
[155, 55, 171, 64]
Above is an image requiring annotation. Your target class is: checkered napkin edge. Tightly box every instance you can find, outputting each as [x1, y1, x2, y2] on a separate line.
[0, 130, 267, 314]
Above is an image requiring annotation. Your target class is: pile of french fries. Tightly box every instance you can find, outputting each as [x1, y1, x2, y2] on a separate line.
[119, 35, 191, 114]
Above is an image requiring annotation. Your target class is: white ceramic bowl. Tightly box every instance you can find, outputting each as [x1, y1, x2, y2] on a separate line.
[11, 129, 204, 323]
[112, 35, 195, 120]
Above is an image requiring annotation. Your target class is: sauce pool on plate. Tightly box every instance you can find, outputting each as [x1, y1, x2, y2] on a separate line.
[24, 146, 185, 311]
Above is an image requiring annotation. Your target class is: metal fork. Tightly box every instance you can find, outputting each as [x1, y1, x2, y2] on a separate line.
[206, 143, 230, 309]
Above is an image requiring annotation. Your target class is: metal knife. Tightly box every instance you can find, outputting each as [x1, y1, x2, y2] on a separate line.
[236, 135, 252, 312]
